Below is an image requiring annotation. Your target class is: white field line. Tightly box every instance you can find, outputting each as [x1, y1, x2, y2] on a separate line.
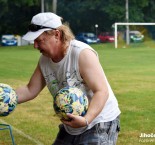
[0, 119, 44, 145]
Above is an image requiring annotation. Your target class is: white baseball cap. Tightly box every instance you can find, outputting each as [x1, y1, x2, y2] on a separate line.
[22, 12, 62, 41]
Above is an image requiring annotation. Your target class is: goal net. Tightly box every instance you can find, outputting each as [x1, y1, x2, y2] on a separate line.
[114, 22, 155, 48]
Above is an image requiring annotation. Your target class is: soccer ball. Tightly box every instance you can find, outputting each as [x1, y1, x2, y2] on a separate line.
[53, 86, 88, 120]
[0, 83, 18, 116]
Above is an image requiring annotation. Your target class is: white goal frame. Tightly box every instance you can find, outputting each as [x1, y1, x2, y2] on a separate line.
[114, 22, 155, 48]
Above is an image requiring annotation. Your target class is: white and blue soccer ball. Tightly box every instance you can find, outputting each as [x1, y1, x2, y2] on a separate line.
[0, 83, 18, 116]
[53, 86, 89, 120]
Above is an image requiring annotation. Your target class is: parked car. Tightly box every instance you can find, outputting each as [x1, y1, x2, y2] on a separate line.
[124, 31, 144, 43]
[1, 35, 17, 46]
[76, 32, 100, 44]
[98, 32, 114, 43]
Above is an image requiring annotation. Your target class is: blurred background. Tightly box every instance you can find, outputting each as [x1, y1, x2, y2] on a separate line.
[0, 0, 155, 47]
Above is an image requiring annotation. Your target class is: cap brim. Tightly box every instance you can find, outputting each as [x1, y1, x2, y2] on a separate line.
[22, 28, 51, 41]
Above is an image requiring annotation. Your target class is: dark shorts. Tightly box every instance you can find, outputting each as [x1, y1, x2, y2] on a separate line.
[52, 116, 120, 145]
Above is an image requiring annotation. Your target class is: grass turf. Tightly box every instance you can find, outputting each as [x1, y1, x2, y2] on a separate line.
[0, 42, 155, 145]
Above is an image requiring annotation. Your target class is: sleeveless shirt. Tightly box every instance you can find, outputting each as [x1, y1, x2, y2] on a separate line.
[39, 39, 121, 135]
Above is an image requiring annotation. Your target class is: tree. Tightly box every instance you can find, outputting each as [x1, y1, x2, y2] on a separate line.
[0, 0, 155, 36]
[0, 0, 40, 35]
[57, 0, 153, 34]
[57, 0, 114, 34]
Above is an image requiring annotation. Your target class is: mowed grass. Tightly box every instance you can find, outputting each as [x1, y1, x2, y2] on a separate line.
[0, 42, 155, 145]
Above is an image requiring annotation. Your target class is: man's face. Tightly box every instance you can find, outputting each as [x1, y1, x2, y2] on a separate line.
[34, 31, 56, 57]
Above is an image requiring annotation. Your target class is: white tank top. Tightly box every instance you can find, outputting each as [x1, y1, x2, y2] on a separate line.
[39, 39, 121, 135]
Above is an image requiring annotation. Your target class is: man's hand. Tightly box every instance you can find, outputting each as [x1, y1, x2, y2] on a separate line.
[61, 113, 87, 128]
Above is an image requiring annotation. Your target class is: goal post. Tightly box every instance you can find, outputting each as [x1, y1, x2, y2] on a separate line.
[114, 22, 155, 48]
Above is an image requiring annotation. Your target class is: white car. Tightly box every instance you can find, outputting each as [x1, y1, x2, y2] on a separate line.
[129, 31, 144, 42]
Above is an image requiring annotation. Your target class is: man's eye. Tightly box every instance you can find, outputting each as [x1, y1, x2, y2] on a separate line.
[37, 39, 44, 44]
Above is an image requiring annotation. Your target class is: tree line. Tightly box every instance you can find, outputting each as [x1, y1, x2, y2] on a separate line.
[0, 0, 155, 36]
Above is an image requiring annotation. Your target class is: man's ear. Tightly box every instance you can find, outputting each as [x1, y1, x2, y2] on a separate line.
[54, 30, 61, 39]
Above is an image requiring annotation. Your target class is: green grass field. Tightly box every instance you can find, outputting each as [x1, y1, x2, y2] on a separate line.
[0, 42, 155, 145]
